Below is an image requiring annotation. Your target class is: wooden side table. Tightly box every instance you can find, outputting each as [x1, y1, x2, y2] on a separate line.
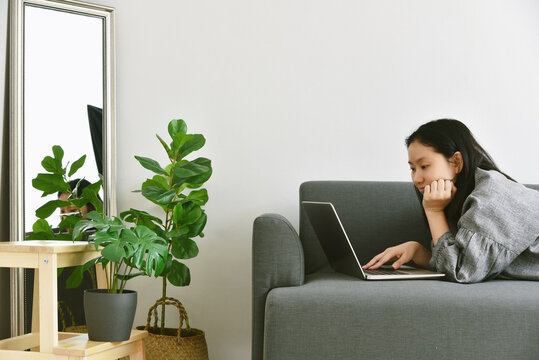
[0, 241, 147, 359]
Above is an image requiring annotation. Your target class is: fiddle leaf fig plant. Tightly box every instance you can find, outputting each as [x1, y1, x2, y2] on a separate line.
[29, 144, 103, 287]
[120, 119, 212, 333]
[29, 145, 102, 241]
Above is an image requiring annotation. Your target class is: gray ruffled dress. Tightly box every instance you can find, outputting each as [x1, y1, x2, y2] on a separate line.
[429, 168, 539, 283]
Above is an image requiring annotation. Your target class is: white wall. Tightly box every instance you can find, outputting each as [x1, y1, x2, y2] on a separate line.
[99, 1, 539, 359]
[2, 0, 539, 356]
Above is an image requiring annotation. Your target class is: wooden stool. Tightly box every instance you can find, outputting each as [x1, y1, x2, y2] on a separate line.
[0, 241, 147, 359]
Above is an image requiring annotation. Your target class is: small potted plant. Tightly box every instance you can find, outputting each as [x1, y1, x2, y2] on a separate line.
[73, 213, 168, 341]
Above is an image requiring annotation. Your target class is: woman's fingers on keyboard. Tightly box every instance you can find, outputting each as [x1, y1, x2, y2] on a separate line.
[363, 248, 396, 269]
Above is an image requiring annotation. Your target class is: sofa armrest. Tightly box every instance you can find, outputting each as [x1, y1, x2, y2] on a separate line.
[252, 213, 304, 360]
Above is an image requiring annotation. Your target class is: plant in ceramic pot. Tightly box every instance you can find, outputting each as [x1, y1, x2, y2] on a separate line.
[73, 213, 168, 341]
[119, 119, 211, 358]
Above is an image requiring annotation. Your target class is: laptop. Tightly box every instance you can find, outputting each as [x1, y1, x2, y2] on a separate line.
[302, 201, 445, 280]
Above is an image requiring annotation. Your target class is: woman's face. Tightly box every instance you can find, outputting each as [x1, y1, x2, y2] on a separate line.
[407, 141, 461, 194]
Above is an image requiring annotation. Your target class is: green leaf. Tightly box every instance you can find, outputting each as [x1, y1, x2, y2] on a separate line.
[166, 227, 189, 238]
[85, 211, 104, 221]
[166, 260, 191, 286]
[172, 133, 193, 155]
[35, 200, 71, 219]
[171, 158, 212, 187]
[142, 186, 177, 205]
[171, 237, 199, 259]
[92, 229, 120, 250]
[68, 155, 86, 177]
[55, 233, 73, 240]
[58, 215, 83, 235]
[65, 266, 84, 289]
[102, 242, 126, 263]
[174, 134, 206, 160]
[156, 134, 173, 159]
[134, 156, 167, 175]
[65, 258, 99, 289]
[117, 272, 146, 281]
[72, 213, 124, 241]
[125, 226, 167, 277]
[41, 156, 62, 174]
[187, 212, 207, 238]
[164, 163, 174, 176]
[141, 175, 169, 191]
[168, 119, 187, 138]
[32, 219, 53, 235]
[172, 203, 184, 226]
[81, 179, 103, 214]
[182, 204, 202, 225]
[32, 173, 70, 196]
[52, 145, 64, 163]
[185, 189, 209, 206]
[120, 208, 163, 227]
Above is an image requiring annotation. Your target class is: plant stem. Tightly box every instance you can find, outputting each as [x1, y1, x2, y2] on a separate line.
[104, 263, 110, 292]
[161, 274, 166, 334]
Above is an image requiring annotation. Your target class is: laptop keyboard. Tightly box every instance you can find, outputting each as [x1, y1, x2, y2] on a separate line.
[364, 268, 408, 275]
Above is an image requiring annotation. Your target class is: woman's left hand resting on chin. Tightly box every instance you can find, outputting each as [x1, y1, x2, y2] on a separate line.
[362, 241, 432, 270]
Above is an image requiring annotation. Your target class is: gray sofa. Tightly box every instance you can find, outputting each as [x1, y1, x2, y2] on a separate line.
[252, 181, 539, 360]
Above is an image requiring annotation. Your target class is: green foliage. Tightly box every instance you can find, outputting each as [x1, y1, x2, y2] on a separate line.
[126, 119, 211, 332]
[29, 145, 103, 287]
[126, 119, 211, 291]
[73, 212, 168, 293]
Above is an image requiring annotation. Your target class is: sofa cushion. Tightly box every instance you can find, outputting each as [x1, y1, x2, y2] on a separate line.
[263, 268, 539, 360]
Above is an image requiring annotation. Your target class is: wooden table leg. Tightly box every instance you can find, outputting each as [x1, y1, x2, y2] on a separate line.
[30, 270, 40, 351]
[129, 339, 146, 360]
[38, 252, 58, 353]
[31, 269, 39, 334]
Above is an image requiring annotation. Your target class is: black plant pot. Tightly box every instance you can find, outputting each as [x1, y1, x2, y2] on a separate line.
[84, 289, 137, 342]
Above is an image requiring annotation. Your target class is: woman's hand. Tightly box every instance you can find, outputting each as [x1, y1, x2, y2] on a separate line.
[422, 179, 457, 213]
[362, 241, 431, 270]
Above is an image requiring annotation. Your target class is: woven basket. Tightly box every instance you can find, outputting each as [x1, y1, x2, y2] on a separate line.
[136, 297, 209, 360]
[58, 301, 87, 333]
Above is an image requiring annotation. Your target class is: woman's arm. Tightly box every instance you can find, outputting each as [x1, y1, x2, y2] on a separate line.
[425, 210, 450, 246]
[423, 179, 455, 246]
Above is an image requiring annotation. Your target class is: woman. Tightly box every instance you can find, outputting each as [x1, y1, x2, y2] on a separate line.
[58, 179, 101, 218]
[363, 119, 539, 283]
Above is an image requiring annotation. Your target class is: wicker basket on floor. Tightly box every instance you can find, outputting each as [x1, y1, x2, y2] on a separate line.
[136, 297, 209, 360]
[58, 301, 87, 333]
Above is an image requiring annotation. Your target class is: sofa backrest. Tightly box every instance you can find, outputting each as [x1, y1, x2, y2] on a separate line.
[299, 181, 539, 275]
[299, 181, 430, 274]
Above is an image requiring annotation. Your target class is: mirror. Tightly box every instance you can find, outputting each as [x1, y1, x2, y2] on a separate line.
[9, 0, 115, 336]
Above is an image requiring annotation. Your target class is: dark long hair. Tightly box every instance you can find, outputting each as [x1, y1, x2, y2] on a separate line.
[405, 119, 514, 220]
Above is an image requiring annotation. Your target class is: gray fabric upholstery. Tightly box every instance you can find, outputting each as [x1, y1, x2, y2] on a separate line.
[253, 181, 539, 360]
[264, 268, 539, 360]
[252, 214, 304, 360]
